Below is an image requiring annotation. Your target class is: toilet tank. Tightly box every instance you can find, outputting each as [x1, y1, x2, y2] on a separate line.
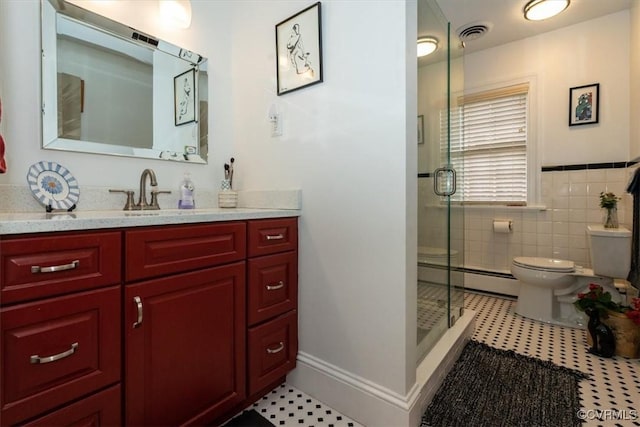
[587, 225, 632, 278]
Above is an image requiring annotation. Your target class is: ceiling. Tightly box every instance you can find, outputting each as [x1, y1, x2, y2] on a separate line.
[419, 0, 632, 65]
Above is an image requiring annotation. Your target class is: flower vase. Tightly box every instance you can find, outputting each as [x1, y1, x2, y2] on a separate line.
[603, 207, 619, 229]
[587, 310, 640, 358]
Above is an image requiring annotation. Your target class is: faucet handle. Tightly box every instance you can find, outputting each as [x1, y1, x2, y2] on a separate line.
[109, 189, 136, 210]
[150, 190, 171, 210]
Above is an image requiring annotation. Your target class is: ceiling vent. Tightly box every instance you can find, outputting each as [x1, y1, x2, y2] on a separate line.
[457, 21, 492, 42]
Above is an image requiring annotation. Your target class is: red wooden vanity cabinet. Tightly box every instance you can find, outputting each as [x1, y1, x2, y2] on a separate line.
[0, 216, 298, 426]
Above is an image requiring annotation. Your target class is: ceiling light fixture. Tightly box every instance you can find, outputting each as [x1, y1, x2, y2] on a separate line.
[417, 37, 438, 58]
[524, 0, 570, 21]
[159, 0, 192, 29]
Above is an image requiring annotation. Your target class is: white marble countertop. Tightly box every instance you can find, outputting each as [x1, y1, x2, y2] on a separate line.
[0, 208, 300, 235]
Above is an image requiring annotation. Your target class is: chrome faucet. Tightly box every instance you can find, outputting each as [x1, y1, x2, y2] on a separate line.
[137, 168, 158, 210]
[109, 169, 171, 210]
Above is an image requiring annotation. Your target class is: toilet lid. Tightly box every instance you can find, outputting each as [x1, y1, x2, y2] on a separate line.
[512, 257, 575, 272]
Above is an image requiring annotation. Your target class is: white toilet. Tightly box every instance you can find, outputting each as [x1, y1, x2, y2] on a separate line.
[510, 225, 631, 327]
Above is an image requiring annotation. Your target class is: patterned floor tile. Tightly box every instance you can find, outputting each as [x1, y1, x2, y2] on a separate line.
[243, 291, 640, 426]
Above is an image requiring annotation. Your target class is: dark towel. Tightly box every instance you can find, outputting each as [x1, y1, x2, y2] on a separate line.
[626, 167, 640, 290]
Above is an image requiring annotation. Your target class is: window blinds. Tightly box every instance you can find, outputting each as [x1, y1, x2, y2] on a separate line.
[445, 84, 529, 205]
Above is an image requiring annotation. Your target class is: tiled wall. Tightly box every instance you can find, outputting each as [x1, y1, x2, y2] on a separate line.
[418, 164, 636, 274]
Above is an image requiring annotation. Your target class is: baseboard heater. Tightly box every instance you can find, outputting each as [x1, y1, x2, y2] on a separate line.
[419, 262, 519, 297]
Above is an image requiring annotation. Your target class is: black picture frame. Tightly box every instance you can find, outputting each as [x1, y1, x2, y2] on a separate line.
[275, 2, 323, 96]
[569, 83, 599, 126]
[174, 68, 196, 126]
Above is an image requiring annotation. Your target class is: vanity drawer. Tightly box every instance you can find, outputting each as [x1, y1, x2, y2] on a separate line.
[247, 310, 297, 395]
[22, 384, 121, 427]
[125, 222, 246, 281]
[0, 231, 121, 304]
[0, 286, 121, 425]
[248, 252, 298, 326]
[247, 218, 297, 257]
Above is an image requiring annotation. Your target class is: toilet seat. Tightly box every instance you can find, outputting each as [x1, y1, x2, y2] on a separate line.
[512, 257, 575, 273]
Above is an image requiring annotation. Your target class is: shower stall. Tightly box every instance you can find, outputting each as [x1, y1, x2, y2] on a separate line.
[416, 0, 465, 363]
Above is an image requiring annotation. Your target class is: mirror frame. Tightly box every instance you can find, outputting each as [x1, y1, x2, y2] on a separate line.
[41, 0, 209, 163]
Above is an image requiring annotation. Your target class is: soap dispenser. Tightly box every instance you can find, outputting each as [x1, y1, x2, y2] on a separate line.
[178, 172, 195, 209]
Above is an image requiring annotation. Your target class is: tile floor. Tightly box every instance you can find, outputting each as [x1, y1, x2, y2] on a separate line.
[237, 291, 640, 426]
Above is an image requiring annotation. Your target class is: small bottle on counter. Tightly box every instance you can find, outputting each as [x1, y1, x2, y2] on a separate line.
[178, 172, 195, 209]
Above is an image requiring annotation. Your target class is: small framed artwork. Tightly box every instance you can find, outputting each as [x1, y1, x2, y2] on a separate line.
[174, 68, 196, 126]
[569, 83, 599, 126]
[276, 2, 323, 96]
[417, 115, 424, 144]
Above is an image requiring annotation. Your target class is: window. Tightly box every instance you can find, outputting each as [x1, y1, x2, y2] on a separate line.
[445, 83, 529, 205]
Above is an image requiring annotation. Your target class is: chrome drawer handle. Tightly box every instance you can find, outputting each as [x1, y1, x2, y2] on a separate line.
[133, 296, 143, 328]
[31, 260, 79, 274]
[30, 342, 78, 364]
[266, 234, 284, 241]
[266, 281, 284, 291]
[266, 342, 284, 354]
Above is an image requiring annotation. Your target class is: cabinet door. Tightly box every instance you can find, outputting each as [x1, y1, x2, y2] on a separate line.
[23, 384, 121, 427]
[248, 251, 298, 326]
[247, 218, 297, 258]
[0, 231, 121, 304]
[125, 262, 246, 426]
[247, 310, 298, 396]
[1, 286, 121, 425]
[125, 222, 246, 282]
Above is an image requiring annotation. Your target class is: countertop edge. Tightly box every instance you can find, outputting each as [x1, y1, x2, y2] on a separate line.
[0, 208, 301, 235]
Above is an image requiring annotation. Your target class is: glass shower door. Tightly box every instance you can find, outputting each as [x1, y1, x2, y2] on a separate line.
[417, 0, 464, 363]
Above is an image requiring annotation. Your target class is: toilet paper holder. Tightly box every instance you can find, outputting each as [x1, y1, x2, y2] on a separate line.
[493, 219, 513, 233]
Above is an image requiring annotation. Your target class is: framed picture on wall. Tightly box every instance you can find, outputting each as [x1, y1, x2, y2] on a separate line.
[276, 2, 323, 95]
[569, 83, 599, 126]
[174, 68, 196, 126]
[418, 115, 424, 144]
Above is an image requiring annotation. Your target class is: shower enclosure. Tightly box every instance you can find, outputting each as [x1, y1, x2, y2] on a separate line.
[416, 0, 464, 362]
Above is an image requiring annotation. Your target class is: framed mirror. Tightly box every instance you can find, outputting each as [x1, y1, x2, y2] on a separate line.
[41, 0, 209, 163]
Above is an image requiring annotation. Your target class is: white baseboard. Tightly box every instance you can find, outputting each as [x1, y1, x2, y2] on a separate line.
[463, 271, 519, 297]
[288, 310, 475, 426]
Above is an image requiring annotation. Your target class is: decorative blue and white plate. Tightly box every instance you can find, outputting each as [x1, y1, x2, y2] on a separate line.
[27, 161, 80, 210]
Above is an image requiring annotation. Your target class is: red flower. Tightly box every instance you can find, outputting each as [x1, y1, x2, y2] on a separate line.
[631, 297, 640, 311]
[625, 309, 640, 325]
[577, 293, 586, 299]
[588, 283, 601, 291]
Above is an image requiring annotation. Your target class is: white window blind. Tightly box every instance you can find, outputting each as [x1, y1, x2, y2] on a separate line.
[444, 84, 529, 205]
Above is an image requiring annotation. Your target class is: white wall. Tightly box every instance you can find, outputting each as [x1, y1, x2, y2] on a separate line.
[0, 0, 418, 424]
[227, 0, 417, 404]
[463, 11, 630, 166]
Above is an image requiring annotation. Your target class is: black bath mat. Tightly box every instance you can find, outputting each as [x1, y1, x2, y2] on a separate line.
[421, 340, 589, 427]
[222, 409, 275, 427]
